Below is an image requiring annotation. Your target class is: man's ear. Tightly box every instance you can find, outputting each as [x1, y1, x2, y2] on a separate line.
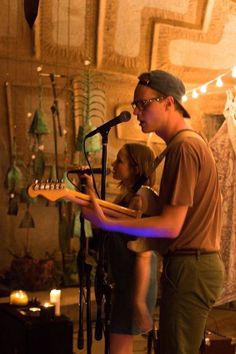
[165, 96, 174, 112]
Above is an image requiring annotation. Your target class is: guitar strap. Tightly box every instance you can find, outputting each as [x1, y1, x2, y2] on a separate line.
[128, 129, 207, 253]
[132, 129, 206, 193]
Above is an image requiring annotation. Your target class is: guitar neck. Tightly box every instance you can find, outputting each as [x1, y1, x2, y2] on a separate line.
[28, 182, 139, 218]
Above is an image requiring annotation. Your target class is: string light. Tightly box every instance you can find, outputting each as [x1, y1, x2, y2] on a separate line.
[192, 90, 199, 99]
[232, 66, 236, 78]
[182, 65, 236, 103]
[216, 77, 223, 87]
[182, 94, 188, 102]
[200, 85, 207, 93]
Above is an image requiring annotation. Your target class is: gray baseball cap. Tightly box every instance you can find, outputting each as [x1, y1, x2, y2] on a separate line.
[138, 70, 190, 118]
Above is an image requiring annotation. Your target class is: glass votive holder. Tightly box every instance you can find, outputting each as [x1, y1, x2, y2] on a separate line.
[40, 302, 55, 321]
[9, 290, 29, 306]
[27, 306, 41, 317]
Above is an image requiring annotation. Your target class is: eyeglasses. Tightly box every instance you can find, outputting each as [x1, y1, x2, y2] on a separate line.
[131, 96, 165, 111]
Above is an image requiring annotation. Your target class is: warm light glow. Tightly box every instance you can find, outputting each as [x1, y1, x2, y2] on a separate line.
[232, 66, 236, 78]
[50, 289, 61, 316]
[10, 290, 29, 306]
[185, 66, 236, 101]
[192, 90, 199, 99]
[29, 307, 41, 312]
[200, 85, 207, 93]
[43, 302, 54, 308]
[38, 145, 44, 151]
[216, 77, 223, 87]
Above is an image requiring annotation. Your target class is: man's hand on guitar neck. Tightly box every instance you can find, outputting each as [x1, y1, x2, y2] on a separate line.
[81, 187, 110, 230]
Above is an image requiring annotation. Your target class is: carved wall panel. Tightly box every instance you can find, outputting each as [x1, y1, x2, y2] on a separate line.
[151, 0, 236, 82]
[0, 0, 33, 59]
[98, 0, 208, 74]
[39, 0, 98, 65]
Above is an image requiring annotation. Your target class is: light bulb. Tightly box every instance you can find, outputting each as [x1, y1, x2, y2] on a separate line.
[232, 66, 236, 78]
[192, 90, 199, 99]
[200, 85, 207, 93]
[216, 77, 223, 87]
[182, 95, 188, 102]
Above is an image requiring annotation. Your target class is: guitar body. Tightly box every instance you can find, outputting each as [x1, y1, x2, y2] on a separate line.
[137, 186, 160, 217]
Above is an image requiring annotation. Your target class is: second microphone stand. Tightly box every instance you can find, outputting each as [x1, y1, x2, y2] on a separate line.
[87, 129, 113, 354]
[77, 179, 93, 354]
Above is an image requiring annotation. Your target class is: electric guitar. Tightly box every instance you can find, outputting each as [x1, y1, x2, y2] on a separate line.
[27, 181, 160, 218]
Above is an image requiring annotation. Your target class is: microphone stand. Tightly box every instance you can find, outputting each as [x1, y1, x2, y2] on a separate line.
[48, 73, 67, 283]
[93, 130, 113, 354]
[48, 72, 93, 353]
[76, 178, 93, 354]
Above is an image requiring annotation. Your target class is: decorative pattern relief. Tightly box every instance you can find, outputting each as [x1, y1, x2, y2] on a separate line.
[169, 15, 236, 69]
[98, 0, 236, 87]
[0, 0, 30, 59]
[40, 0, 97, 65]
[114, 0, 190, 58]
[99, 0, 207, 74]
[0, 0, 18, 40]
[151, 0, 235, 81]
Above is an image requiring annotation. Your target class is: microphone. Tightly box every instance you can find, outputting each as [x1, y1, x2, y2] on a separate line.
[85, 111, 131, 138]
[67, 167, 111, 175]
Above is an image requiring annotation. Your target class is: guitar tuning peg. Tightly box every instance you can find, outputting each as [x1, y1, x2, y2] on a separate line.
[45, 180, 50, 190]
[55, 181, 60, 190]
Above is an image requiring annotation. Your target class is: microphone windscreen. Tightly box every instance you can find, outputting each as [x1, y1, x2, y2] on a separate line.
[120, 111, 131, 122]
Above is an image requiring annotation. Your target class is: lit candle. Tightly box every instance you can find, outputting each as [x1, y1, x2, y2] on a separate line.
[28, 307, 41, 317]
[9, 290, 29, 306]
[50, 289, 61, 316]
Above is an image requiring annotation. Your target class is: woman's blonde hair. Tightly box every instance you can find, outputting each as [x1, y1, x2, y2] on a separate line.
[123, 143, 156, 187]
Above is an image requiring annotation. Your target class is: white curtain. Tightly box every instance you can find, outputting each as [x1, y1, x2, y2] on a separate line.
[209, 90, 236, 305]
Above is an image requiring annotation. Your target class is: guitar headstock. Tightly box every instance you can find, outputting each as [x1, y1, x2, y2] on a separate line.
[28, 181, 68, 201]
